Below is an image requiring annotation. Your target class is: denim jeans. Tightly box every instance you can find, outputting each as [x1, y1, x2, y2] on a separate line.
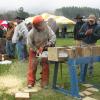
[16, 41, 27, 60]
[6, 40, 15, 57]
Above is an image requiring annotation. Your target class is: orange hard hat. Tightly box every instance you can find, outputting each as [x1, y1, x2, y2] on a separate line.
[32, 16, 44, 25]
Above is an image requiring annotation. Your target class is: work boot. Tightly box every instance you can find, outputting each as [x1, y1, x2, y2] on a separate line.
[27, 84, 33, 88]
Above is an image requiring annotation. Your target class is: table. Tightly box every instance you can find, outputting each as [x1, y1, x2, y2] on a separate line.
[52, 56, 100, 98]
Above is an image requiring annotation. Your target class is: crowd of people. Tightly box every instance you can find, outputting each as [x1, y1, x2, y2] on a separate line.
[0, 14, 100, 89]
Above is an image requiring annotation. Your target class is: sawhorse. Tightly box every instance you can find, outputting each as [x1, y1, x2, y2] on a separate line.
[52, 56, 100, 98]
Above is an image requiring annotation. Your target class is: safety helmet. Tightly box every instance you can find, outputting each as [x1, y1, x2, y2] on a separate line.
[32, 16, 44, 25]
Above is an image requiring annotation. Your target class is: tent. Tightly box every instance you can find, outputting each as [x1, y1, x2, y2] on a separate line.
[41, 13, 75, 24]
[25, 13, 75, 25]
[55, 16, 75, 24]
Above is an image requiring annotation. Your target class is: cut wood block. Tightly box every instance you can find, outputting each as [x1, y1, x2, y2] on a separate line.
[66, 48, 76, 58]
[92, 46, 100, 56]
[82, 96, 97, 100]
[82, 84, 93, 88]
[81, 46, 92, 57]
[82, 90, 93, 96]
[15, 92, 30, 100]
[79, 92, 85, 97]
[48, 47, 68, 61]
[86, 87, 99, 92]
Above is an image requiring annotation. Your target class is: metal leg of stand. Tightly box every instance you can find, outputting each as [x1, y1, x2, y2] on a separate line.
[52, 62, 59, 88]
[80, 64, 88, 83]
[68, 60, 80, 97]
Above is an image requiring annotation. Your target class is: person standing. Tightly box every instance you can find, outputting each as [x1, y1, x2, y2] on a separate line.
[12, 17, 28, 61]
[6, 22, 15, 58]
[74, 15, 84, 46]
[27, 16, 56, 88]
[77, 14, 100, 76]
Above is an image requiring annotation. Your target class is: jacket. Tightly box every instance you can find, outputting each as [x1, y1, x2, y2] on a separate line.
[77, 22, 99, 44]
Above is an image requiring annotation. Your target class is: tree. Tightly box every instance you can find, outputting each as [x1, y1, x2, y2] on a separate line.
[17, 7, 30, 19]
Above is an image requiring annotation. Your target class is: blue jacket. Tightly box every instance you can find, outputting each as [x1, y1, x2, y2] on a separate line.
[77, 22, 100, 44]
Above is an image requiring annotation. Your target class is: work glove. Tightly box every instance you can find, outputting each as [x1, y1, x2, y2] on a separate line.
[85, 29, 93, 36]
[36, 47, 43, 56]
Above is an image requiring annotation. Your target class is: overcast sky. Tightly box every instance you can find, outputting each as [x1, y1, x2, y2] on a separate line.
[0, 0, 99, 13]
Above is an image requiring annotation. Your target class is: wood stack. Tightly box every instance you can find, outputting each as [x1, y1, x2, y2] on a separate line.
[48, 46, 100, 61]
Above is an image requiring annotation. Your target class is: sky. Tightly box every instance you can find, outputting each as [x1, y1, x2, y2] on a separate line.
[0, 0, 100, 13]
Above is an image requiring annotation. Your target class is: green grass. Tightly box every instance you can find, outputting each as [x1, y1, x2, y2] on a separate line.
[0, 38, 100, 100]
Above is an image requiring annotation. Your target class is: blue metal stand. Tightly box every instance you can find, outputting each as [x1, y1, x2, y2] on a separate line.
[52, 56, 100, 98]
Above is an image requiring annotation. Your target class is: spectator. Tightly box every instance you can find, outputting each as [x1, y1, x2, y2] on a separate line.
[74, 14, 84, 46]
[12, 17, 28, 61]
[61, 25, 67, 38]
[6, 22, 15, 58]
[77, 14, 100, 76]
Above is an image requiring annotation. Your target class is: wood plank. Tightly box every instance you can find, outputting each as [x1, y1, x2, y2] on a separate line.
[86, 87, 99, 92]
[82, 96, 97, 100]
[82, 90, 93, 96]
[82, 84, 93, 88]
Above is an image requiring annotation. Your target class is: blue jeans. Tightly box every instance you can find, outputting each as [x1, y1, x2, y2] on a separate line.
[6, 40, 15, 57]
[16, 41, 27, 60]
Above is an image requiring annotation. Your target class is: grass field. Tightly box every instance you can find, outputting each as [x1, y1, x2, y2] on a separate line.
[0, 38, 100, 100]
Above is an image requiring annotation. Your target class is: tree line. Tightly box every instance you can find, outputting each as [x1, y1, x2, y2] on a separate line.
[55, 7, 100, 19]
[0, 6, 100, 21]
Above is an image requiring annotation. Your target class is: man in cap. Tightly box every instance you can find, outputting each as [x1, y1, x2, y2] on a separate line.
[27, 15, 56, 88]
[12, 16, 28, 61]
[74, 14, 84, 46]
[77, 14, 100, 76]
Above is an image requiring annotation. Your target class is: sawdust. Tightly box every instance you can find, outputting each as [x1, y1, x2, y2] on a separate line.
[0, 75, 23, 94]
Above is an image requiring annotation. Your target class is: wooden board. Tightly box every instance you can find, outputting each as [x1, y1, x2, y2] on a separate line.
[82, 90, 93, 96]
[82, 96, 97, 100]
[82, 84, 93, 88]
[15, 92, 30, 100]
[86, 87, 99, 92]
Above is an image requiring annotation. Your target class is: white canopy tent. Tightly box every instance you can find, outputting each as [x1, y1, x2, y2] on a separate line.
[25, 13, 75, 25]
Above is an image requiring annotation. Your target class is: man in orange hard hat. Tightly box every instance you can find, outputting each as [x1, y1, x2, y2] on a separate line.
[27, 15, 56, 88]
